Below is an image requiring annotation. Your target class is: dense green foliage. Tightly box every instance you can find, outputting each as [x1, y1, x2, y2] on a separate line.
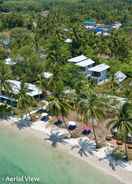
[0, 0, 131, 96]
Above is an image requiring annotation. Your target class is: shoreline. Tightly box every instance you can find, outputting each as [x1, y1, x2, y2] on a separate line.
[31, 128, 132, 184]
[0, 120, 132, 184]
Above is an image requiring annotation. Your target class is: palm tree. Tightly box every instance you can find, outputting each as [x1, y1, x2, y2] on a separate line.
[63, 88, 78, 111]
[16, 81, 36, 120]
[107, 103, 132, 159]
[0, 62, 12, 95]
[110, 74, 118, 95]
[36, 74, 47, 97]
[77, 91, 107, 148]
[47, 69, 64, 95]
[47, 94, 71, 129]
[46, 37, 69, 67]
[32, 19, 41, 51]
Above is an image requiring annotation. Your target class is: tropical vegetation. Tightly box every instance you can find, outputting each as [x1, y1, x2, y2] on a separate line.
[0, 0, 132, 158]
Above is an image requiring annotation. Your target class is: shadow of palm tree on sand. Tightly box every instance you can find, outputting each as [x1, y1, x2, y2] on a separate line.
[71, 139, 96, 157]
[15, 119, 32, 129]
[99, 149, 127, 171]
[45, 131, 67, 147]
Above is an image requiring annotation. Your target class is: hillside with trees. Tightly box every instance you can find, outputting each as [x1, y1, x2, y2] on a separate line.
[0, 0, 131, 98]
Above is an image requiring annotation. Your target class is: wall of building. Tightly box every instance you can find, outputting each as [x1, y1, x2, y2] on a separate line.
[88, 70, 108, 83]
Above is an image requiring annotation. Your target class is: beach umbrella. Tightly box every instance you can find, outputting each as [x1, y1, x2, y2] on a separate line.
[40, 113, 49, 122]
[82, 127, 92, 135]
[68, 121, 77, 130]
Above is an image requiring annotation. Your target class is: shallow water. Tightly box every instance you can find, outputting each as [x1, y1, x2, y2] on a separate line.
[0, 126, 121, 184]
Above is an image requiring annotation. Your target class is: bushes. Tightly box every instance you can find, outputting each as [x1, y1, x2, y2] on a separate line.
[0, 104, 13, 119]
[112, 148, 126, 160]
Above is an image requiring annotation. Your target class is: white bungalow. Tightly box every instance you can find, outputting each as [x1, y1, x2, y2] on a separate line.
[5, 58, 16, 65]
[75, 59, 95, 74]
[112, 22, 122, 29]
[88, 64, 110, 84]
[84, 25, 96, 30]
[68, 55, 95, 74]
[0, 80, 42, 106]
[7, 80, 42, 97]
[0, 94, 16, 106]
[68, 55, 87, 63]
[96, 32, 110, 37]
[114, 71, 127, 84]
[43, 72, 53, 79]
[64, 38, 72, 43]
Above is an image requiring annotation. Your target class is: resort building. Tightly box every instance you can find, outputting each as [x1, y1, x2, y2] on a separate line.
[0, 80, 42, 106]
[68, 56, 110, 84]
[7, 80, 42, 97]
[5, 58, 16, 65]
[88, 64, 110, 84]
[43, 72, 53, 79]
[0, 95, 16, 107]
[68, 55, 87, 63]
[64, 38, 72, 43]
[0, 37, 10, 48]
[83, 18, 96, 30]
[112, 22, 122, 29]
[75, 59, 95, 74]
[96, 32, 110, 37]
[68, 55, 95, 74]
[83, 18, 96, 25]
[83, 18, 121, 36]
[40, 10, 49, 17]
[114, 71, 127, 84]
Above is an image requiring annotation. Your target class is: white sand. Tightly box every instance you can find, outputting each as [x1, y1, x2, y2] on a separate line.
[30, 120, 132, 184]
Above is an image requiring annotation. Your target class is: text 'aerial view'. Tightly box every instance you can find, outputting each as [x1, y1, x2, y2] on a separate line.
[0, 0, 132, 184]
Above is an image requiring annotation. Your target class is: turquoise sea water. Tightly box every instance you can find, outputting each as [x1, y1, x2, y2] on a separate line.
[0, 126, 121, 184]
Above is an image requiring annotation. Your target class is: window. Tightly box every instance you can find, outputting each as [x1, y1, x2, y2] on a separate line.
[92, 72, 100, 77]
[80, 67, 86, 72]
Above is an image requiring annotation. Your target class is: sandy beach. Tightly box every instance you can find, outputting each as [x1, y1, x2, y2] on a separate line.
[0, 119, 132, 184]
